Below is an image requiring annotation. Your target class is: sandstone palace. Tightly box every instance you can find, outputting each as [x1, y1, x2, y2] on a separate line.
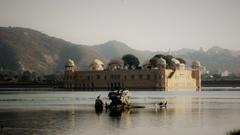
[64, 56, 201, 91]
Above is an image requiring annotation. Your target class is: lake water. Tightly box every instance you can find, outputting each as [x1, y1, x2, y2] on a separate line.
[0, 88, 240, 135]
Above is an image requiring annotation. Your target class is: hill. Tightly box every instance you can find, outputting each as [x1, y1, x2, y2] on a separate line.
[177, 47, 240, 74]
[1, 26, 240, 74]
[0, 27, 103, 73]
[93, 40, 153, 63]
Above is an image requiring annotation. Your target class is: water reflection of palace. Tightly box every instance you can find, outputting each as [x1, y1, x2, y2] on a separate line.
[64, 58, 201, 91]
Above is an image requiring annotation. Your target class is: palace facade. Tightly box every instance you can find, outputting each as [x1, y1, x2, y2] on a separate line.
[64, 58, 201, 91]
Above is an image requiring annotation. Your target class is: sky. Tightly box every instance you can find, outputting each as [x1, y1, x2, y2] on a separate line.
[0, 0, 240, 51]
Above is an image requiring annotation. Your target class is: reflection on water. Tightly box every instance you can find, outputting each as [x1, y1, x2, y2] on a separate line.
[0, 89, 240, 135]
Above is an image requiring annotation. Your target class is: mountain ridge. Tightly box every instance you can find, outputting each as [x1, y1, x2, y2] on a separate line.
[1, 26, 240, 74]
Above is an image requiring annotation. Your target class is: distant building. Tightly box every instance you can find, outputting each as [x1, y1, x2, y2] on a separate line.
[64, 58, 201, 91]
[221, 70, 229, 77]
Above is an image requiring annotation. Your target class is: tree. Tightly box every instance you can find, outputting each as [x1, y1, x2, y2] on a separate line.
[122, 54, 140, 69]
[163, 55, 174, 69]
[149, 54, 186, 69]
[149, 57, 159, 67]
[149, 54, 165, 67]
[176, 57, 186, 64]
[150, 54, 174, 69]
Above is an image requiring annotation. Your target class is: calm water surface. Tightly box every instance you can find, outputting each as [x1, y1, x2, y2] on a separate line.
[0, 88, 240, 135]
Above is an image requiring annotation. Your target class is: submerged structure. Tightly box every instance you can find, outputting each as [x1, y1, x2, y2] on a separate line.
[64, 58, 201, 91]
[107, 89, 130, 112]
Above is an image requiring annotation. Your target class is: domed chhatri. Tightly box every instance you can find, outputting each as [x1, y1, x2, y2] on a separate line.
[65, 59, 75, 71]
[156, 57, 167, 69]
[159, 57, 167, 65]
[107, 59, 124, 70]
[65, 59, 75, 67]
[192, 60, 201, 69]
[171, 58, 180, 65]
[89, 59, 105, 71]
[64, 57, 201, 91]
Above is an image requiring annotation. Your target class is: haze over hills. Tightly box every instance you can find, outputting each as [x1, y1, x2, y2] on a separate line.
[0, 27, 104, 73]
[93, 40, 153, 63]
[0, 27, 240, 74]
[177, 47, 240, 74]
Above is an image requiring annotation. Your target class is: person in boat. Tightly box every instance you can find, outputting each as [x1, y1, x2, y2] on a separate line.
[159, 101, 163, 106]
[95, 95, 104, 110]
[96, 95, 103, 103]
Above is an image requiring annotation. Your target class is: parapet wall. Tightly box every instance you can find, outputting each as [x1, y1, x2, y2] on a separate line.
[165, 69, 197, 91]
[64, 68, 201, 91]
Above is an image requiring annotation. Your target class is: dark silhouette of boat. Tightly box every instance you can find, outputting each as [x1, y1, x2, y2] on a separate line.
[159, 101, 167, 109]
[95, 89, 145, 116]
[107, 89, 130, 113]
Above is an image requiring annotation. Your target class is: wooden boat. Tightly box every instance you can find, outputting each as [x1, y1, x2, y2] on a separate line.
[107, 89, 131, 113]
[96, 89, 145, 115]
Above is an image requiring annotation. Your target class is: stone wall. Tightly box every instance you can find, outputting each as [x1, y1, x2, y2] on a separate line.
[165, 69, 197, 91]
[64, 68, 201, 91]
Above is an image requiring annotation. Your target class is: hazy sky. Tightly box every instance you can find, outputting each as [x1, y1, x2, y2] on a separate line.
[1, 0, 240, 51]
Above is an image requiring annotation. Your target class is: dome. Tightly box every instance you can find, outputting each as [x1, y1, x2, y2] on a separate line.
[108, 59, 124, 70]
[90, 59, 104, 67]
[157, 57, 167, 65]
[65, 59, 75, 67]
[192, 60, 201, 67]
[171, 58, 180, 65]
[65, 59, 76, 71]
[155, 57, 167, 69]
[108, 59, 124, 66]
[89, 59, 104, 70]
